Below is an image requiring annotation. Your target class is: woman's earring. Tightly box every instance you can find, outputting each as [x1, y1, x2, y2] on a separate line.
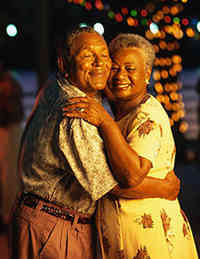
[145, 79, 149, 85]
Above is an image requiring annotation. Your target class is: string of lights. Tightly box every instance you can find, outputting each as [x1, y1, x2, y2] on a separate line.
[66, 0, 198, 134]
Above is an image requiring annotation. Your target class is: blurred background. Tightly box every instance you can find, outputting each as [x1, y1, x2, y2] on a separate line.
[0, 0, 200, 257]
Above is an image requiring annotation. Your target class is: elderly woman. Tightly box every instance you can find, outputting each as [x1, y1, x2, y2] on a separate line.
[63, 33, 198, 258]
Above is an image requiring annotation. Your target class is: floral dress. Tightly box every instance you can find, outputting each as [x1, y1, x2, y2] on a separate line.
[96, 94, 198, 259]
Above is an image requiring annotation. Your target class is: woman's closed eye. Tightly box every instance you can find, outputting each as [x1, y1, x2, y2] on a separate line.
[126, 67, 135, 72]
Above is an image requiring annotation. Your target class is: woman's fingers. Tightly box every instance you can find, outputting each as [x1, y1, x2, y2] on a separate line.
[67, 97, 90, 103]
[63, 102, 88, 112]
[63, 110, 86, 118]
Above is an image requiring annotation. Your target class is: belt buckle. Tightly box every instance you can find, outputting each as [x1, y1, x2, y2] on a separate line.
[23, 194, 39, 209]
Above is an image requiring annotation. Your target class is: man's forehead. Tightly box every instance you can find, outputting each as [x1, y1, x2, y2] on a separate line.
[70, 32, 108, 54]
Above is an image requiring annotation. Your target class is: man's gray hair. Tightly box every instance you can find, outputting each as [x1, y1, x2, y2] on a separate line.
[57, 26, 104, 75]
[109, 33, 155, 70]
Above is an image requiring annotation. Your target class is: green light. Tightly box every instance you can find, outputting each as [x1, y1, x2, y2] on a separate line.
[130, 10, 137, 17]
[79, 23, 88, 28]
[141, 18, 148, 26]
[173, 17, 180, 24]
[108, 11, 115, 19]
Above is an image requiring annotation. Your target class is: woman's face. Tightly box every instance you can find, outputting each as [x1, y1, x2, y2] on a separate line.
[107, 47, 150, 102]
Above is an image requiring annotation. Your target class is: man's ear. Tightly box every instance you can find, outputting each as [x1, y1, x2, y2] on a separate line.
[57, 56, 65, 74]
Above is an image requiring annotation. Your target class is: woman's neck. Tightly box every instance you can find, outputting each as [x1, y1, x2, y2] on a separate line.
[113, 93, 149, 121]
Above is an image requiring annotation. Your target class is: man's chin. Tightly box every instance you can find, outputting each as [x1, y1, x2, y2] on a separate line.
[90, 81, 107, 91]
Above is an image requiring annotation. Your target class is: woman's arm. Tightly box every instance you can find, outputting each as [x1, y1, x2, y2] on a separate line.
[62, 97, 180, 201]
[63, 97, 150, 188]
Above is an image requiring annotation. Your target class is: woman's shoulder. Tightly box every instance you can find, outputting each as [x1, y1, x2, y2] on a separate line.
[141, 94, 170, 121]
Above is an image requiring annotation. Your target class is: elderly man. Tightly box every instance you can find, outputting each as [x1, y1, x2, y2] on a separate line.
[10, 26, 179, 259]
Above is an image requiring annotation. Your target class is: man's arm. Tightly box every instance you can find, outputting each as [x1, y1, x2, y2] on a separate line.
[110, 170, 180, 201]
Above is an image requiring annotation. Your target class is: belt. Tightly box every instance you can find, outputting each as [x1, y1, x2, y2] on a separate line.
[18, 192, 93, 224]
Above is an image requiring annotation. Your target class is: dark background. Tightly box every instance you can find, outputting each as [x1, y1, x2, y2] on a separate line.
[0, 1, 200, 257]
[1, 0, 200, 72]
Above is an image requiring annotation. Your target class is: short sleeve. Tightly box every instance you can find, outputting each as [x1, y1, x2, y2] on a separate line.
[59, 118, 118, 201]
[127, 117, 162, 167]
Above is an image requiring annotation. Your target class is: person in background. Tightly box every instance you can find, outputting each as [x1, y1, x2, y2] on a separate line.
[0, 63, 24, 231]
[63, 33, 198, 258]
[11, 26, 180, 259]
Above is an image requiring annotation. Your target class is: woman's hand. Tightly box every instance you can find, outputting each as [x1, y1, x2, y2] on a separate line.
[62, 97, 112, 127]
[163, 170, 180, 200]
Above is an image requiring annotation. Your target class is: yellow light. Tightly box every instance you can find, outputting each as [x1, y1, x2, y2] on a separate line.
[162, 6, 170, 14]
[169, 68, 177, 77]
[152, 14, 160, 23]
[160, 31, 166, 39]
[153, 70, 161, 80]
[145, 30, 154, 40]
[165, 102, 173, 111]
[170, 119, 174, 127]
[170, 92, 179, 101]
[173, 63, 183, 72]
[159, 40, 167, 49]
[166, 58, 172, 66]
[186, 28, 195, 37]
[171, 112, 179, 122]
[157, 10, 164, 20]
[167, 42, 175, 51]
[127, 17, 135, 26]
[161, 70, 169, 79]
[154, 82, 164, 93]
[154, 58, 160, 66]
[181, 0, 188, 3]
[156, 94, 165, 103]
[163, 95, 170, 104]
[172, 55, 182, 64]
[170, 6, 179, 16]
[153, 44, 160, 53]
[179, 121, 188, 133]
[178, 110, 185, 118]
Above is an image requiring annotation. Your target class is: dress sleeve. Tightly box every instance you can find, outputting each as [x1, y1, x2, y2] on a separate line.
[127, 116, 162, 167]
[59, 118, 118, 201]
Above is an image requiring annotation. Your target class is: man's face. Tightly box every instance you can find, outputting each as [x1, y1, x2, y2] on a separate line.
[68, 32, 112, 96]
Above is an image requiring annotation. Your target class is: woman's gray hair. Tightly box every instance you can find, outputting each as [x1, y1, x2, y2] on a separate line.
[109, 33, 155, 70]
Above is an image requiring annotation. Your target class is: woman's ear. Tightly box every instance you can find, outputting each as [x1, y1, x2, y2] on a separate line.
[145, 67, 152, 85]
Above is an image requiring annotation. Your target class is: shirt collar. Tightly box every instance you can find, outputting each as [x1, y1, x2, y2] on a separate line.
[56, 73, 102, 103]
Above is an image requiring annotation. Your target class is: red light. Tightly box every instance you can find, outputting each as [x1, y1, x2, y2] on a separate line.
[141, 9, 148, 17]
[115, 13, 123, 22]
[121, 7, 129, 15]
[95, 0, 103, 10]
[164, 15, 171, 23]
[182, 18, 189, 26]
[85, 1, 92, 10]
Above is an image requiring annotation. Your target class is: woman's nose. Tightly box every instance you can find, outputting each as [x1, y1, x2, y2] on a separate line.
[115, 69, 127, 79]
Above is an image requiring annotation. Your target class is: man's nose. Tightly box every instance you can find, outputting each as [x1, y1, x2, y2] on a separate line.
[94, 55, 104, 66]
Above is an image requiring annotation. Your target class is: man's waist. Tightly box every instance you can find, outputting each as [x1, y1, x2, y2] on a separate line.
[17, 192, 94, 224]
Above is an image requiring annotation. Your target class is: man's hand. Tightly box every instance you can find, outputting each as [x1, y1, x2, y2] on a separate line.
[110, 170, 180, 200]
